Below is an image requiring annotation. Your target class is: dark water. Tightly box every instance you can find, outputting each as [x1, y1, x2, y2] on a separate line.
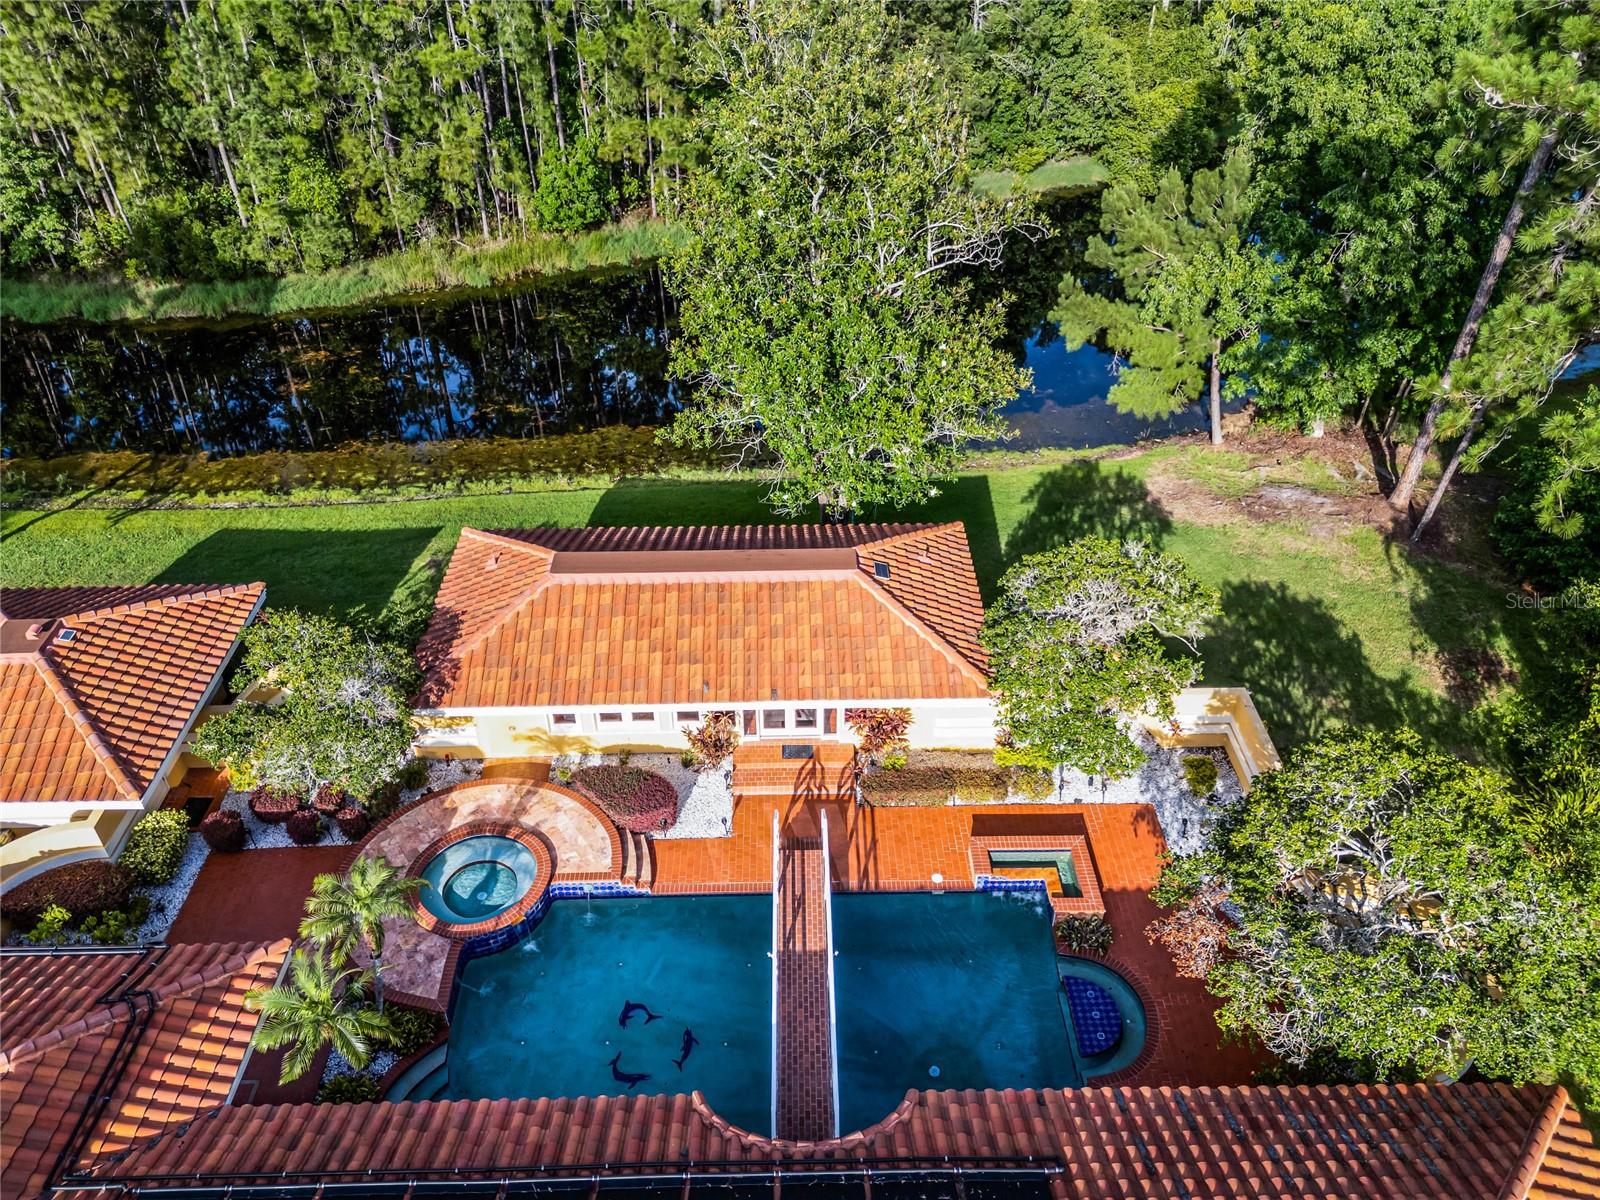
[16, 268, 1587, 460]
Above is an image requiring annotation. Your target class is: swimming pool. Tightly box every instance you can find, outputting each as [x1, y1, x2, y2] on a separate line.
[444, 895, 773, 1134]
[832, 891, 1145, 1134]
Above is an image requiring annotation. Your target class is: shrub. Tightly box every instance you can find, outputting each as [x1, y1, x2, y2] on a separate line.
[335, 806, 371, 841]
[81, 895, 152, 945]
[317, 1073, 384, 1105]
[1010, 767, 1056, 800]
[119, 810, 190, 884]
[286, 809, 326, 845]
[1182, 755, 1219, 797]
[572, 765, 680, 832]
[845, 707, 913, 758]
[366, 780, 403, 820]
[379, 1005, 445, 1055]
[249, 786, 302, 824]
[397, 758, 430, 790]
[1054, 914, 1114, 956]
[0, 859, 134, 928]
[25, 904, 72, 945]
[312, 784, 349, 816]
[200, 809, 247, 852]
[685, 711, 739, 768]
[880, 751, 908, 771]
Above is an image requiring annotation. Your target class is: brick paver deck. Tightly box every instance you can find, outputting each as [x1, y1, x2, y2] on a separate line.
[774, 835, 835, 1141]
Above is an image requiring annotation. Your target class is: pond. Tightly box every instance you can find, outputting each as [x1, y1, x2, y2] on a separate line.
[1, 268, 1214, 460]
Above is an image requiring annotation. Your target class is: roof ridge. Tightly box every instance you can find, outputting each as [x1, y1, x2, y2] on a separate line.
[27, 654, 143, 802]
[850, 572, 990, 692]
[418, 531, 555, 695]
[1497, 1083, 1574, 1200]
[0, 939, 290, 1074]
[62, 582, 266, 625]
[853, 522, 960, 553]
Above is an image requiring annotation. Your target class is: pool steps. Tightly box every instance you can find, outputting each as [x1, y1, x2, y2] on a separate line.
[387, 1044, 450, 1102]
[617, 828, 655, 890]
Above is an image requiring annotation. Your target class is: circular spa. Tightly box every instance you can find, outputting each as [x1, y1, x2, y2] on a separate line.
[418, 835, 539, 925]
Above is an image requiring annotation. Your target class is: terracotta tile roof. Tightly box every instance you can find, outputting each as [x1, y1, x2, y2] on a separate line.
[68, 1081, 1598, 1199]
[1530, 1103, 1600, 1199]
[0, 583, 264, 805]
[416, 525, 988, 708]
[0, 941, 288, 1200]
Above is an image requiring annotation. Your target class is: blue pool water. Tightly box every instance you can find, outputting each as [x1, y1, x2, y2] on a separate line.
[418, 835, 537, 924]
[832, 891, 1145, 1135]
[445, 895, 773, 1134]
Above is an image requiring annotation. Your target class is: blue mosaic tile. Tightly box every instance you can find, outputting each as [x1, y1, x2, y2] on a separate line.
[975, 875, 1050, 896]
[1064, 977, 1122, 1057]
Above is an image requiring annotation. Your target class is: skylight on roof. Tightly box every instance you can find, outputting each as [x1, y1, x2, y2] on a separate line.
[55, 627, 77, 643]
[873, 561, 891, 579]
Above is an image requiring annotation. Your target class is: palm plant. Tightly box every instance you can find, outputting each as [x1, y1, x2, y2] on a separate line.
[299, 856, 420, 1011]
[245, 948, 390, 1085]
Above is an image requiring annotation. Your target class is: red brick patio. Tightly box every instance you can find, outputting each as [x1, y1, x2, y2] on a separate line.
[166, 845, 351, 945]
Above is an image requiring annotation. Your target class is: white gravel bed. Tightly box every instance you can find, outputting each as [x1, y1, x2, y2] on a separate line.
[550, 750, 735, 840]
[1056, 730, 1243, 856]
[131, 833, 211, 941]
[321, 1045, 400, 1085]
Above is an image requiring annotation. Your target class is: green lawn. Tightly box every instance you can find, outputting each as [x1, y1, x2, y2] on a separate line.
[1, 453, 1541, 754]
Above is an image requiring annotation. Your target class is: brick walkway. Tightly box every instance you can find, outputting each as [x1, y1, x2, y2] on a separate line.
[774, 835, 835, 1141]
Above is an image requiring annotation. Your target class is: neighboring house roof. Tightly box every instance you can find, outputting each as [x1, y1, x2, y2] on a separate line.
[61, 1080, 1600, 1200]
[0, 940, 290, 1200]
[0, 584, 265, 806]
[416, 525, 990, 708]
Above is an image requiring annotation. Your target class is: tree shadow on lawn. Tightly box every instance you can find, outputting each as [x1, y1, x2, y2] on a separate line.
[1000, 460, 1174, 568]
[154, 526, 446, 644]
[1203, 580, 1461, 754]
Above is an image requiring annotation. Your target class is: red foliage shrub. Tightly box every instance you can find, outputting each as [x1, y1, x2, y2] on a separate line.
[844, 707, 913, 757]
[0, 859, 134, 927]
[286, 809, 326, 845]
[249, 787, 302, 824]
[1145, 882, 1230, 979]
[311, 784, 349, 816]
[571, 765, 680, 832]
[334, 806, 371, 841]
[200, 810, 247, 852]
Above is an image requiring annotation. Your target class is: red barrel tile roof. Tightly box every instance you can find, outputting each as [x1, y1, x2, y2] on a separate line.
[62, 1081, 1598, 1199]
[0, 584, 265, 804]
[416, 525, 988, 708]
[0, 940, 290, 1200]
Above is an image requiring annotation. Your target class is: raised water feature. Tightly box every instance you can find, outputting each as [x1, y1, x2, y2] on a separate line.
[417, 835, 538, 925]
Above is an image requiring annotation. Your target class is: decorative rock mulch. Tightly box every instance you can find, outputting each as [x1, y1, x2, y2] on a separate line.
[550, 751, 735, 840]
[321, 1045, 399, 1087]
[1058, 732, 1243, 857]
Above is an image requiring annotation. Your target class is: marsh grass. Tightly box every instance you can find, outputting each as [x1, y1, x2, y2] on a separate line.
[1, 217, 684, 325]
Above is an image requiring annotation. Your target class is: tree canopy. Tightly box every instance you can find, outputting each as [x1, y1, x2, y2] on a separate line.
[191, 609, 418, 799]
[1151, 730, 1600, 1084]
[661, 0, 1037, 517]
[981, 537, 1218, 778]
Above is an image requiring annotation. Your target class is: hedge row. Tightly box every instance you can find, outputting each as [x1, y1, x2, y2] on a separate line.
[861, 765, 1055, 806]
[571, 765, 680, 832]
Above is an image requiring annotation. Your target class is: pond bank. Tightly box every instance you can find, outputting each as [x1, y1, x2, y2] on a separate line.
[0, 216, 682, 326]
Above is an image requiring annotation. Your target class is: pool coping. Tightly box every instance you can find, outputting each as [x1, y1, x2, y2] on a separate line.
[406, 820, 555, 939]
[968, 833, 1105, 916]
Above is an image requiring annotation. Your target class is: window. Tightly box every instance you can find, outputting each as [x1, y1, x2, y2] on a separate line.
[824, 708, 837, 734]
[675, 711, 700, 724]
[551, 713, 577, 727]
[794, 708, 818, 730]
[873, 561, 890, 579]
[631, 711, 654, 723]
[762, 709, 787, 730]
[598, 712, 624, 724]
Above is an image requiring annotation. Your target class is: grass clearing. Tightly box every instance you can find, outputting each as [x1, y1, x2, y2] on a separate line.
[1, 449, 1537, 755]
[1, 217, 682, 325]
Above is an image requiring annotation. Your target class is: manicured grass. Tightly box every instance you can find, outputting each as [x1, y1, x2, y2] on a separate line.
[1, 452, 1536, 753]
[0, 216, 682, 325]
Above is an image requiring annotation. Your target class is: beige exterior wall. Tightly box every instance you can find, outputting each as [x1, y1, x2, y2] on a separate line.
[1138, 686, 1282, 792]
[415, 699, 1002, 758]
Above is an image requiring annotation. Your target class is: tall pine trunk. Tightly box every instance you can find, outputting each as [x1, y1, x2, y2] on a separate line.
[1389, 129, 1559, 515]
[1208, 341, 1223, 446]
